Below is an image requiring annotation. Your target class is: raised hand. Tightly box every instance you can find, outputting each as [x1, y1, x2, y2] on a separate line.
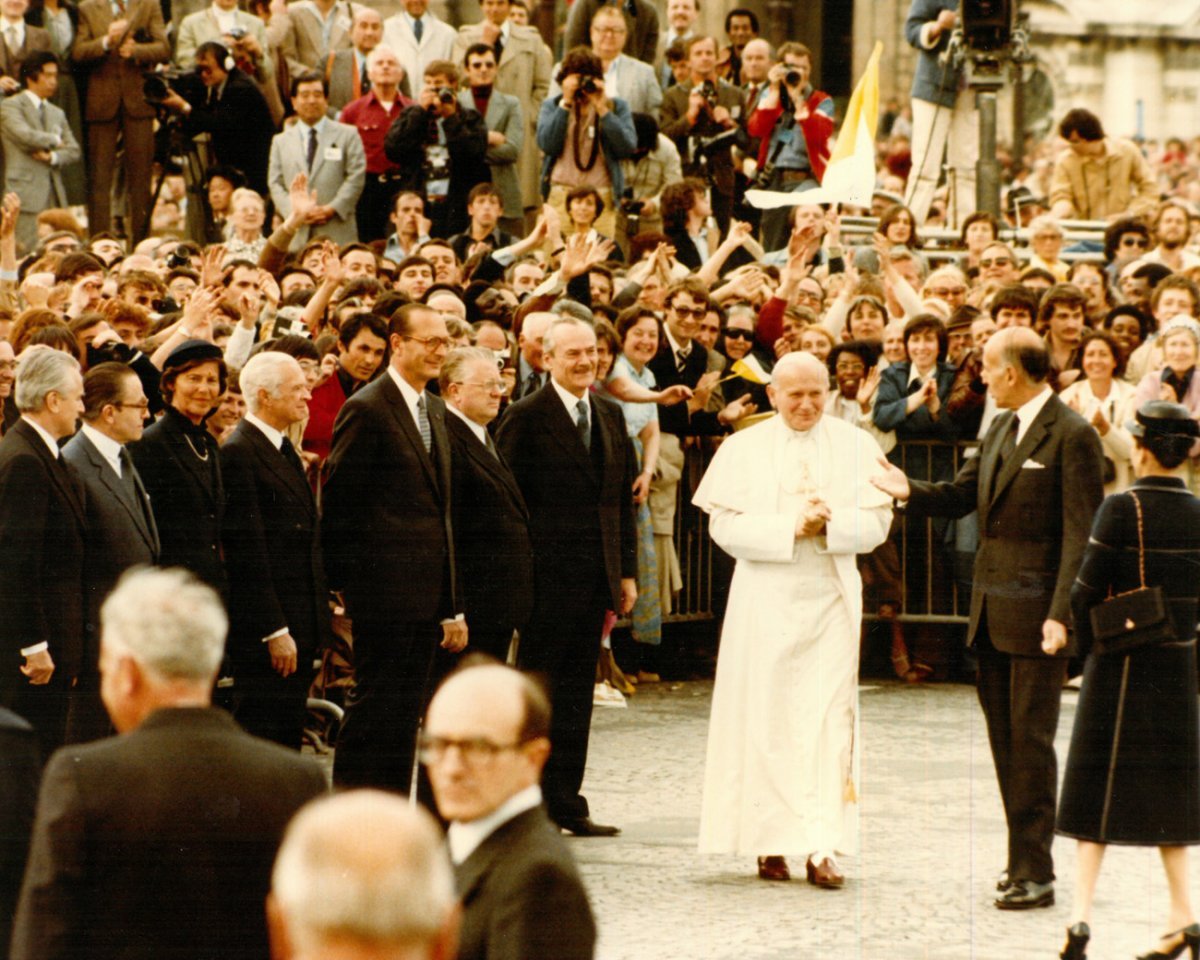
[870, 456, 911, 501]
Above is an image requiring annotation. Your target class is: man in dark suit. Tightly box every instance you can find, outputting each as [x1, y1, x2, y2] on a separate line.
[61, 362, 160, 745]
[322, 303, 466, 794]
[441, 347, 533, 662]
[222, 352, 328, 749]
[71, 0, 170, 241]
[872, 327, 1106, 910]
[424, 661, 596, 959]
[10, 566, 327, 960]
[160, 42, 276, 195]
[268, 791, 458, 960]
[0, 347, 85, 756]
[496, 316, 637, 836]
[0, 707, 39, 960]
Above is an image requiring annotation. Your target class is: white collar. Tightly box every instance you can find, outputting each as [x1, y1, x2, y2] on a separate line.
[1, 17, 23, 33]
[907, 362, 937, 387]
[446, 784, 542, 865]
[244, 411, 284, 450]
[386, 363, 427, 423]
[21, 415, 60, 458]
[663, 324, 690, 358]
[550, 377, 589, 423]
[81, 422, 124, 474]
[24, 89, 43, 108]
[297, 116, 326, 136]
[447, 403, 489, 445]
[1013, 386, 1053, 444]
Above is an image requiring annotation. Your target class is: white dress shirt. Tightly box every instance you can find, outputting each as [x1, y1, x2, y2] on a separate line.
[447, 784, 543, 865]
[1014, 386, 1054, 445]
[21, 416, 59, 458]
[447, 403, 489, 445]
[551, 377, 589, 431]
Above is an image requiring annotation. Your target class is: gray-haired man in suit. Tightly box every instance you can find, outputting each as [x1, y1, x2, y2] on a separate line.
[61, 361, 159, 745]
[0, 52, 80, 252]
[268, 73, 366, 250]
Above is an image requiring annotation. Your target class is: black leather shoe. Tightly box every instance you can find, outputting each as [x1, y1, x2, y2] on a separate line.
[1061, 921, 1090, 960]
[995, 878, 1054, 910]
[556, 816, 620, 837]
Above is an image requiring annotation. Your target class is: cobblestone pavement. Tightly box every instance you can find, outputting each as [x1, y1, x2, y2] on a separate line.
[570, 678, 1197, 960]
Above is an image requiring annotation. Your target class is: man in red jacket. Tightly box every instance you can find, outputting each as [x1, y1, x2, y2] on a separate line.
[302, 312, 387, 464]
[745, 42, 833, 252]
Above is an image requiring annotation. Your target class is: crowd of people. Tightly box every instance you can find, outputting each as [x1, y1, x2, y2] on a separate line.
[0, 0, 1200, 956]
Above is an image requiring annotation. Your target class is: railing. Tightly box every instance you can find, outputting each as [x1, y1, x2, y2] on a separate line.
[660, 438, 982, 626]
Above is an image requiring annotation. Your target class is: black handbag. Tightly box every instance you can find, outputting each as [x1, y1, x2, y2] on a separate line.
[1090, 491, 1176, 656]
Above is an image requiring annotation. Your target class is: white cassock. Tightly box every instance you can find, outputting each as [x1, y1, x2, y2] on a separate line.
[692, 413, 892, 856]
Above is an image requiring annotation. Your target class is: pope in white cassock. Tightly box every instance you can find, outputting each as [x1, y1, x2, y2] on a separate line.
[692, 351, 893, 886]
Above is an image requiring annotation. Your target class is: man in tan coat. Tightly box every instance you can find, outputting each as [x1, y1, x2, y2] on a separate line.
[452, 0, 549, 220]
[1049, 108, 1158, 222]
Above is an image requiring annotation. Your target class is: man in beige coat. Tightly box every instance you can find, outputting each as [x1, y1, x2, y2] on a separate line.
[1049, 108, 1158, 223]
[452, 0, 549, 219]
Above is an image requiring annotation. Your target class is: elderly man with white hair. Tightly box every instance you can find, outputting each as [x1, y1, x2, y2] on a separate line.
[692, 350, 893, 886]
[10, 567, 327, 960]
[268, 790, 459, 960]
[0, 346, 85, 754]
[221, 351, 328, 749]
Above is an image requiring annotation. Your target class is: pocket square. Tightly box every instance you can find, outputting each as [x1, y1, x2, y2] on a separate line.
[1020, 459, 1046, 470]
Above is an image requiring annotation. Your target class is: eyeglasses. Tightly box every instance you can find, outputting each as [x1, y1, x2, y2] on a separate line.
[403, 334, 451, 352]
[114, 401, 151, 411]
[794, 290, 822, 303]
[928, 286, 966, 298]
[669, 305, 706, 319]
[980, 257, 1013, 268]
[456, 378, 505, 392]
[724, 328, 754, 341]
[417, 735, 527, 766]
[1120, 236, 1149, 247]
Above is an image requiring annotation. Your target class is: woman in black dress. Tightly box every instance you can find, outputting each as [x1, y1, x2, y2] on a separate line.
[1055, 401, 1200, 960]
[129, 340, 227, 595]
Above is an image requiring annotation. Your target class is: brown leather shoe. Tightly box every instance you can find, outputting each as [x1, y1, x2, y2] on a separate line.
[756, 856, 790, 881]
[805, 856, 845, 889]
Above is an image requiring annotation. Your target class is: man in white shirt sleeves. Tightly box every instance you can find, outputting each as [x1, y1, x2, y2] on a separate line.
[692, 351, 892, 887]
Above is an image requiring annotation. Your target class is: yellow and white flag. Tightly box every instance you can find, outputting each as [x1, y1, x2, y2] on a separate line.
[747, 41, 883, 210]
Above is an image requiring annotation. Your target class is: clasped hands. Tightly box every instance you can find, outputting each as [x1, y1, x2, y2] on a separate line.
[794, 496, 830, 538]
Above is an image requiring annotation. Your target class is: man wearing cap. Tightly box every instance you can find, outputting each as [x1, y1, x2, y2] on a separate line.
[873, 328, 1105, 910]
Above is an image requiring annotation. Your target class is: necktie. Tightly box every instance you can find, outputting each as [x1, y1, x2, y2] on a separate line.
[412, 16, 423, 42]
[360, 59, 369, 94]
[37, 101, 45, 128]
[676, 347, 689, 373]
[493, 34, 503, 61]
[521, 371, 540, 398]
[306, 127, 318, 171]
[280, 436, 306, 478]
[484, 431, 499, 460]
[575, 398, 590, 451]
[416, 395, 432, 453]
[118, 447, 152, 526]
[747, 84, 758, 109]
[5, 27, 17, 57]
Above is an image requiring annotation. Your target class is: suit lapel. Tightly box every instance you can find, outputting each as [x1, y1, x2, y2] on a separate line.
[80, 433, 158, 551]
[237, 421, 316, 520]
[451, 414, 528, 520]
[454, 808, 542, 902]
[426, 393, 452, 501]
[990, 398, 1056, 504]
[536, 386, 597, 486]
[16, 420, 85, 527]
[381, 375, 440, 493]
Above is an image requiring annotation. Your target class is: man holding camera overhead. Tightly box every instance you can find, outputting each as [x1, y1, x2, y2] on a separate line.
[745, 41, 833, 252]
[72, 0, 169, 243]
[385, 59, 489, 240]
[660, 35, 745, 235]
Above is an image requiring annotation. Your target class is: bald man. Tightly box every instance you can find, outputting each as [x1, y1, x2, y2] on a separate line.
[693, 352, 893, 886]
[422, 662, 596, 960]
[873, 328, 1105, 910]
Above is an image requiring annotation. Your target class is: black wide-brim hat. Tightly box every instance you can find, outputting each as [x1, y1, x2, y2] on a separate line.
[1126, 400, 1200, 440]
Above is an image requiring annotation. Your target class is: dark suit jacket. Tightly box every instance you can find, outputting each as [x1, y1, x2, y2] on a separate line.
[322, 373, 460, 627]
[647, 337, 723, 438]
[660, 79, 746, 196]
[0, 707, 39, 960]
[220, 419, 328, 671]
[455, 805, 595, 960]
[10, 706, 326, 960]
[496, 384, 636, 615]
[130, 407, 224, 594]
[906, 392, 1105, 655]
[445, 412, 533, 637]
[61, 429, 160, 670]
[182, 67, 275, 194]
[0, 420, 86, 695]
[72, 0, 170, 122]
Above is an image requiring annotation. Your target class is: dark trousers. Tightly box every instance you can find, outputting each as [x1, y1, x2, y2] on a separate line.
[517, 575, 609, 822]
[334, 619, 447, 796]
[8, 677, 70, 760]
[233, 653, 315, 750]
[356, 175, 403, 243]
[975, 630, 1067, 884]
[468, 623, 515, 664]
[63, 674, 113, 745]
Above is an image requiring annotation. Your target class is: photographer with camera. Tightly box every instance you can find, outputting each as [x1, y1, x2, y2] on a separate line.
[536, 45, 636, 242]
[72, 0, 169, 243]
[745, 41, 833, 252]
[616, 112, 681, 254]
[384, 59, 488, 240]
[157, 42, 275, 197]
[660, 35, 745, 236]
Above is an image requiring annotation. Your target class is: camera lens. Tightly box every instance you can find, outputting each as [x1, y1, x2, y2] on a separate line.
[785, 70, 801, 86]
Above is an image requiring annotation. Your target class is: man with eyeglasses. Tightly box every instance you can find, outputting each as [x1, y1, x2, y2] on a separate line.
[61, 362, 159, 743]
[441, 347, 532, 662]
[422, 661, 596, 960]
[978, 241, 1019, 287]
[323, 303, 466, 796]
